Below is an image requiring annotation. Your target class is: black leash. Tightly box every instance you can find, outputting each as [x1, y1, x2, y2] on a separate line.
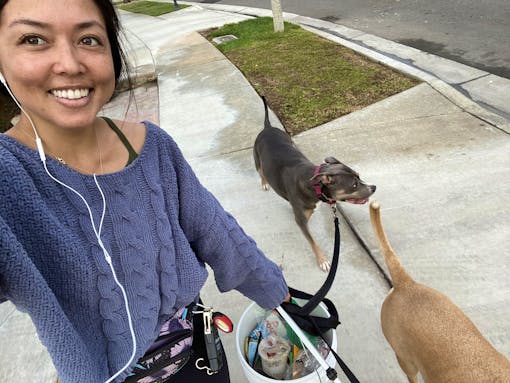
[280, 205, 361, 383]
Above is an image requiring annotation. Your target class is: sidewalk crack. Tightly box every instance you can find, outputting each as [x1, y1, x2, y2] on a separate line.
[457, 73, 490, 86]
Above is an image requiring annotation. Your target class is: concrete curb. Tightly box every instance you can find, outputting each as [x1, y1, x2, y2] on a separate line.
[300, 23, 510, 134]
[181, 2, 510, 133]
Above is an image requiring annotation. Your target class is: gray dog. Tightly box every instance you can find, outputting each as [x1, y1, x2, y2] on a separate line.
[254, 97, 376, 271]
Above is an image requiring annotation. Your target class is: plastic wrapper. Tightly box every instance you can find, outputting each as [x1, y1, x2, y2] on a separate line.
[291, 339, 330, 379]
[258, 335, 291, 379]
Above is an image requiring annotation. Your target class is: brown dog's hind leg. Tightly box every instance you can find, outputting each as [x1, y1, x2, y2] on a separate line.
[396, 354, 419, 383]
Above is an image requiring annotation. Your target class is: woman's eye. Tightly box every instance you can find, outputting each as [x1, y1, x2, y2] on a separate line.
[22, 35, 46, 45]
[80, 36, 100, 46]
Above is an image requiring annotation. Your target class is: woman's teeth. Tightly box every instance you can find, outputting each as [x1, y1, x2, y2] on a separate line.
[51, 89, 89, 100]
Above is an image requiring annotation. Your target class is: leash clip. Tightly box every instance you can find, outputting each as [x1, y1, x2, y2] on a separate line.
[195, 358, 216, 375]
[331, 203, 339, 218]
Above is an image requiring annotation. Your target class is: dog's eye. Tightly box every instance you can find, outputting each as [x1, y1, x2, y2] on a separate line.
[352, 181, 358, 189]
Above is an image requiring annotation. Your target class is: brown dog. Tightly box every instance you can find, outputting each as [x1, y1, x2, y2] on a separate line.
[369, 201, 510, 383]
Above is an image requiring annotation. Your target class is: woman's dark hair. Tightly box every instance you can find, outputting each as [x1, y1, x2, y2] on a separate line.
[90, 0, 128, 84]
[0, 0, 130, 85]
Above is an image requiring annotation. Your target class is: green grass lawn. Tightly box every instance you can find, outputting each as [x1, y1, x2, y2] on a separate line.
[204, 18, 420, 135]
[117, 1, 189, 17]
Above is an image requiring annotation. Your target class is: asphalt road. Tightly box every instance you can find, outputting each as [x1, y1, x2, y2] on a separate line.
[197, 0, 510, 79]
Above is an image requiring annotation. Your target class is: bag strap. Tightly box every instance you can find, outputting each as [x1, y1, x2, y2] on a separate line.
[281, 215, 341, 334]
[281, 289, 339, 335]
[281, 213, 361, 383]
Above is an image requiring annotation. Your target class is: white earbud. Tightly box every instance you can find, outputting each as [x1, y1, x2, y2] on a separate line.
[0, 72, 6, 85]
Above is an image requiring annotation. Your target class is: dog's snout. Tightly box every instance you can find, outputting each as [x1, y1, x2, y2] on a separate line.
[370, 185, 377, 193]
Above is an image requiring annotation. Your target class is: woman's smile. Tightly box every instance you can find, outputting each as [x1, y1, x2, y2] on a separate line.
[51, 88, 90, 100]
[49, 87, 93, 108]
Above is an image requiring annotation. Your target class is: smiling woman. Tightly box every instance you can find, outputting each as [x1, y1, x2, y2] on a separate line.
[0, 1, 290, 383]
[1, 2, 116, 141]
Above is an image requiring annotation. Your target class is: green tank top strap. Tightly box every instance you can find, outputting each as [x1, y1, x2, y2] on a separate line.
[101, 117, 138, 166]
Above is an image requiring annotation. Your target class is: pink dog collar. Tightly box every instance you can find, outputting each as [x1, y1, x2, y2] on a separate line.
[313, 164, 336, 205]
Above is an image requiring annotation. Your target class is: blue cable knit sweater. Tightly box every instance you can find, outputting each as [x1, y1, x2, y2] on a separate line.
[0, 121, 288, 383]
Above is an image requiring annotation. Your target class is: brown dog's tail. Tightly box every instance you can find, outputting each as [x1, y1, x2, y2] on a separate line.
[369, 200, 414, 288]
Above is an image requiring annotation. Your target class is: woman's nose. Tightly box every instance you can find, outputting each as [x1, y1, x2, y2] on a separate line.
[52, 43, 84, 75]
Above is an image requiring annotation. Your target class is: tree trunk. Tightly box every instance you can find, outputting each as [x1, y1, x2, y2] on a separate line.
[271, 0, 284, 32]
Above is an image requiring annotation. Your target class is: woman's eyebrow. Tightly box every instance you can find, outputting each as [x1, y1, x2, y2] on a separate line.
[8, 19, 49, 29]
[76, 21, 106, 32]
[8, 19, 106, 32]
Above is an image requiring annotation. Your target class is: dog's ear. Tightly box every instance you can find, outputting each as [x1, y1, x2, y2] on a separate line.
[321, 175, 334, 184]
[311, 174, 333, 184]
[324, 157, 358, 174]
[312, 163, 359, 182]
[324, 161, 359, 176]
[324, 157, 341, 164]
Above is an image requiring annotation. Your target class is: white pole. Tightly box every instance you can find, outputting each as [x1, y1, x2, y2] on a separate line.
[276, 306, 342, 383]
[271, 0, 284, 32]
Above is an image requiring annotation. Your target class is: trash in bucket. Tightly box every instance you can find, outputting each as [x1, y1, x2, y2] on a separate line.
[258, 335, 291, 379]
[236, 301, 337, 382]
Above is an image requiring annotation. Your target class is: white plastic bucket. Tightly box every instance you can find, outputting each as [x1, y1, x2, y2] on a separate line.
[236, 300, 338, 383]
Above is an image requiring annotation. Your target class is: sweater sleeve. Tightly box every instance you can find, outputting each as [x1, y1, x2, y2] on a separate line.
[167, 137, 288, 310]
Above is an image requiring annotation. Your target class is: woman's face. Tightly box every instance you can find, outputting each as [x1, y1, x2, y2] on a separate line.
[0, 0, 116, 131]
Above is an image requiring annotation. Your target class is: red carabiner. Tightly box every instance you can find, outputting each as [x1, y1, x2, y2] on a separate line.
[212, 312, 234, 333]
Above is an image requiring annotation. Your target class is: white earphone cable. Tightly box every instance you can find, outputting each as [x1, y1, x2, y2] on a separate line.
[93, 174, 137, 383]
[2, 75, 137, 382]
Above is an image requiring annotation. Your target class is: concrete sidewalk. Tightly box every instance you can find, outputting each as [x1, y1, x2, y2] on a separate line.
[1, 4, 509, 383]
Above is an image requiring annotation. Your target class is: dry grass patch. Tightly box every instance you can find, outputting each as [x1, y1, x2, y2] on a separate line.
[203, 18, 419, 135]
